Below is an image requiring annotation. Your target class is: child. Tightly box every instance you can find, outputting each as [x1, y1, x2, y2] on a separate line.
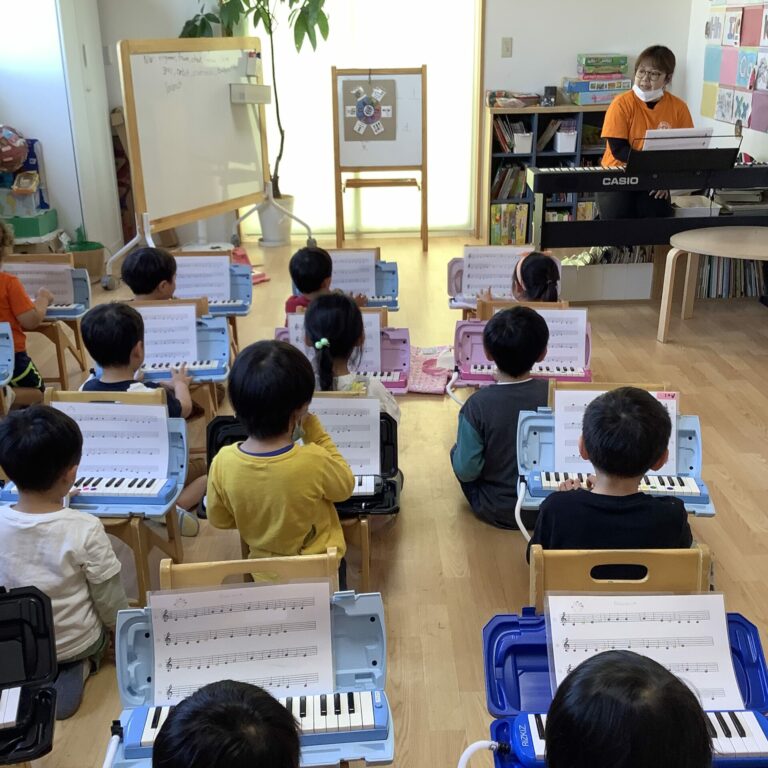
[0, 406, 129, 720]
[80, 303, 204, 532]
[451, 307, 550, 528]
[546, 650, 712, 768]
[121, 246, 176, 300]
[153, 680, 299, 768]
[304, 293, 400, 423]
[285, 246, 332, 315]
[0, 220, 53, 392]
[207, 340, 354, 587]
[478, 250, 560, 304]
[528, 386, 692, 560]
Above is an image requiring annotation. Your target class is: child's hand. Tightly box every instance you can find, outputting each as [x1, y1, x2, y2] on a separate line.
[171, 363, 192, 387]
[353, 293, 367, 307]
[477, 286, 494, 302]
[36, 287, 54, 306]
[558, 474, 596, 491]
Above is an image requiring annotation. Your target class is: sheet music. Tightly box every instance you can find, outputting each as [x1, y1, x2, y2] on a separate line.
[287, 312, 382, 373]
[461, 246, 528, 298]
[136, 304, 199, 365]
[537, 309, 587, 368]
[310, 396, 381, 475]
[150, 581, 334, 706]
[2, 264, 75, 304]
[547, 594, 744, 710]
[50, 402, 169, 478]
[553, 389, 678, 476]
[329, 251, 376, 296]
[173, 256, 231, 301]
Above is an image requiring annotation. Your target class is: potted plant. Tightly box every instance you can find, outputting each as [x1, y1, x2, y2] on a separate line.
[181, 0, 329, 244]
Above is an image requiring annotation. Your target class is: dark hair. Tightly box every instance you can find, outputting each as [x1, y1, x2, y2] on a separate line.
[81, 303, 144, 367]
[153, 680, 300, 768]
[546, 651, 712, 768]
[304, 293, 364, 391]
[289, 246, 333, 294]
[635, 45, 676, 77]
[121, 247, 177, 295]
[582, 387, 671, 477]
[228, 341, 315, 439]
[0, 405, 82, 492]
[482, 306, 549, 377]
[518, 252, 560, 301]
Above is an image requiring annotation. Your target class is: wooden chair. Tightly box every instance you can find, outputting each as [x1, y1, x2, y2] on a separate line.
[529, 544, 712, 613]
[44, 388, 184, 606]
[548, 380, 670, 407]
[159, 547, 340, 595]
[475, 298, 570, 321]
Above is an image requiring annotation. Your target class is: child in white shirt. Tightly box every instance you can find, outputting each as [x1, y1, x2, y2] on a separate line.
[0, 406, 128, 720]
[304, 293, 400, 423]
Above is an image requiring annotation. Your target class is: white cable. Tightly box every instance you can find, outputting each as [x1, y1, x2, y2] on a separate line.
[457, 740, 499, 768]
[102, 734, 121, 768]
[515, 480, 531, 542]
[446, 368, 465, 406]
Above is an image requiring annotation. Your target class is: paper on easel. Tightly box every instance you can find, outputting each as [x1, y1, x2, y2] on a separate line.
[547, 593, 744, 710]
[174, 256, 231, 301]
[2, 263, 75, 304]
[50, 402, 169, 478]
[310, 396, 381, 475]
[462, 246, 528, 298]
[136, 304, 198, 365]
[329, 251, 376, 296]
[537, 309, 587, 368]
[150, 581, 334, 706]
[553, 389, 678, 476]
[288, 311, 382, 373]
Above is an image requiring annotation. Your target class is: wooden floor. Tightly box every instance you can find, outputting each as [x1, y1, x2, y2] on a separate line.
[29, 235, 768, 768]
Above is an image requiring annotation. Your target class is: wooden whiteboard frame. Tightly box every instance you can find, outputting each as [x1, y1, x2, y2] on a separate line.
[331, 66, 428, 252]
[118, 37, 271, 233]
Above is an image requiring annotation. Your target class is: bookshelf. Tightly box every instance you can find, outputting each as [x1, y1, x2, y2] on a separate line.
[480, 105, 609, 244]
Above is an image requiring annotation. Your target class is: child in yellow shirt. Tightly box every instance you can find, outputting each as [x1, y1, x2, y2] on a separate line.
[207, 340, 354, 587]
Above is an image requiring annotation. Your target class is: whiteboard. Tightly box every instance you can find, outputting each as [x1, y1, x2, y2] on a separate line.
[336, 72, 423, 168]
[119, 39, 267, 230]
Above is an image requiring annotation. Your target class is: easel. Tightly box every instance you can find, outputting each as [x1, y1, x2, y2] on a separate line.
[332, 66, 428, 252]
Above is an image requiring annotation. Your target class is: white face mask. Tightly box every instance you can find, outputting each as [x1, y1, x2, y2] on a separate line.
[633, 84, 665, 103]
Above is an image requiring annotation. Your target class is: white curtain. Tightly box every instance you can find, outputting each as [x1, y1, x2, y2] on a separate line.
[245, 0, 480, 236]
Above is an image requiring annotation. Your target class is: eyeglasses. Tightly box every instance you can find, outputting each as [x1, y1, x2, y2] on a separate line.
[635, 68, 665, 82]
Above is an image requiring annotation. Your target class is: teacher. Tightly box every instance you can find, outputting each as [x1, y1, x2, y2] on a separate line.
[598, 45, 694, 219]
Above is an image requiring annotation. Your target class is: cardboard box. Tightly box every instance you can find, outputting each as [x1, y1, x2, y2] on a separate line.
[562, 77, 632, 93]
[11, 230, 65, 254]
[569, 90, 626, 105]
[1, 209, 58, 239]
[69, 247, 105, 282]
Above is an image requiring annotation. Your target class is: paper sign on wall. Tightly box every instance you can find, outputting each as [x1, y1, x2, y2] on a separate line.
[715, 87, 735, 123]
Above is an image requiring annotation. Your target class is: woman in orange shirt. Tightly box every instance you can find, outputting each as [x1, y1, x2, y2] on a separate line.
[598, 45, 693, 219]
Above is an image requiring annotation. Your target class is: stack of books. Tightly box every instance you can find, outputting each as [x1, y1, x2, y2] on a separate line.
[566, 54, 630, 105]
[490, 165, 528, 200]
[697, 256, 766, 299]
[492, 117, 528, 153]
[489, 203, 528, 245]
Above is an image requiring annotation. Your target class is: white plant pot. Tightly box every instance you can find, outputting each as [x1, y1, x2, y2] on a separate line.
[257, 194, 295, 247]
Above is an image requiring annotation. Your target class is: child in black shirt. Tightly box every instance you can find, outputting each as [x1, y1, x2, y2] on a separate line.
[528, 387, 692, 560]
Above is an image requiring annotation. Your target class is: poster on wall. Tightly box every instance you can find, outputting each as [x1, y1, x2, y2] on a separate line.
[733, 89, 753, 123]
[761, 7, 768, 47]
[723, 8, 743, 46]
[715, 87, 735, 122]
[705, 8, 725, 41]
[342, 80, 396, 142]
[736, 48, 758, 87]
[757, 51, 768, 89]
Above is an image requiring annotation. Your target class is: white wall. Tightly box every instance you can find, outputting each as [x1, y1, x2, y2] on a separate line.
[684, 0, 768, 161]
[484, 0, 694, 99]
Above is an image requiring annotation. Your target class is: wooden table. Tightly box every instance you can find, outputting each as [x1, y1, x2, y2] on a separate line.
[657, 226, 768, 343]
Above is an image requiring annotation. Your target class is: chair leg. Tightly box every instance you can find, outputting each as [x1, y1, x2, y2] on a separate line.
[228, 315, 240, 357]
[129, 518, 152, 607]
[681, 251, 701, 320]
[656, 247, 685, 343]
[65, 319, 88, 371]
[359, 516, 371, 592]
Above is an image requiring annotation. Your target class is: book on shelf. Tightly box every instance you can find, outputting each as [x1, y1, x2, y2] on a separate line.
[489, 203, 528, 245]
[562, 76, 632, 93]
[697, 256, 766, 298]
[537, 119, 562, 151]
[491, 164, 527, 200]
[576, 201, 597, 220]
[493, 116, 530, 153]
[570, 91, 626, 105]
[545, 210, 573, 222]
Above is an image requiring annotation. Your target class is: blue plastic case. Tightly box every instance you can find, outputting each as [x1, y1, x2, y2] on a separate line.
[45, 268, 92, 319]
[0, 322, 13, 386]
[205, 264, 253, 317]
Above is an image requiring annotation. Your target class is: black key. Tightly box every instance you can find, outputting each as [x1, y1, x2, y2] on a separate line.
[151, 706, 161, 728]
[286, 696, 293, 713]
[554, 472, 561, 482]
[643, 475, 649, 484]
[128, 478, 138, 488]
[92, 478, 102, 487]
[299, 696, 306, 718]
[545, 472, 551, 482]
[715, 711, 731, 738]
[563, 472, 569, 481]
[334, 693, 341, 715]
[74, 477, 85, 488]
[84, 477, 94, 486]
[106, 478, 115, 488]
[320, 694, 327, 716]
[534, 713, 545, 739]
[347, 692, 355, 712]
[137, 478, 147, 488]
[115, 478, 124, 487]
[676, 476, 685, 487]
[729, 711, 746, 738]
[705, 717, 716, 739]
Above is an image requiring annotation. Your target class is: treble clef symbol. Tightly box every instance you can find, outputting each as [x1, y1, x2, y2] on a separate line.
[162, 609, 170, 622]
[164, 632, 171, 646]
[563, 638, 570, 651]
[166, 657, 173, 672]
[560, 611, 566, 625]
[166, 684, 173, 698]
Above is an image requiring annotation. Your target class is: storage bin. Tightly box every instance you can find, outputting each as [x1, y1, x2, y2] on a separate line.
[513, 133, 533, 154]
[672, 195, 722, 218]
[554, 131, 578, 153]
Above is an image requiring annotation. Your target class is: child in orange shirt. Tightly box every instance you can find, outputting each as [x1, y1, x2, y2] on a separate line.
[0, 221, 53, 392]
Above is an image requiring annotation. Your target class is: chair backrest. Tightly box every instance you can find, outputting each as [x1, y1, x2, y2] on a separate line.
[476, 298, 570, 320]
[529, 544, 712, 613]
[44, 387, 167, 407]
[159, 547, 340, 595]
[548, 380, 670, 407]
[6, 253, 74, 267]
[131, 297, 210, 317]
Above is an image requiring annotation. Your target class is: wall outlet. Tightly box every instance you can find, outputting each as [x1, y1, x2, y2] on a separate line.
[501, 37, 513, 58]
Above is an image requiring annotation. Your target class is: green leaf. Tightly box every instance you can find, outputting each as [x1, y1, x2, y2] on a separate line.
[219, 0, 244, 32]
[316, 9, 328, 40]
[204, 11, 220, 22]
[180, 18, 198, 37]
[200, 17, 214, 36]
[305, 18, 317, 50]
[293, 11, 307, 50]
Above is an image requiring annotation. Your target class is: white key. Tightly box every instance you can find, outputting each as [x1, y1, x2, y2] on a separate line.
[290, 696, 301, 725]
[742, 711, 768, 755]
[352, 476, 375, 496]
[721, 711, 751, 756]
[156, 706, 172, 735]
[359, 691, 374, 729]
[526, 713, 547, 758]
[312, 696, 327, 734]
[708, 712, 735, 755]
[141, 706, 170, 747]
[324, 693, 339, 732]
[298, 696, 313, 733]
[0, 687, 20, 729]
[337, 692, 351, 732]
[349, 692, 363, 730]
[732, 711, 763, 756]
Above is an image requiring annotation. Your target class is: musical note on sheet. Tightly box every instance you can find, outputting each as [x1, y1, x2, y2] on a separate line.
[536, 309, 587, 368]
[310, 396, 381, 476]
[136, 304, 198, 365]
[462, 246, 529, 298]
[329, 250, 376, 296]
[547, 594, 744, 709]
[2, 263, 75, 304]
[174, 256, 231, 301]
[50, 402, 169, 478]
[150, 582, 333, 706]
[287, 312, 382, 373]
[553, 389, 678, 476]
